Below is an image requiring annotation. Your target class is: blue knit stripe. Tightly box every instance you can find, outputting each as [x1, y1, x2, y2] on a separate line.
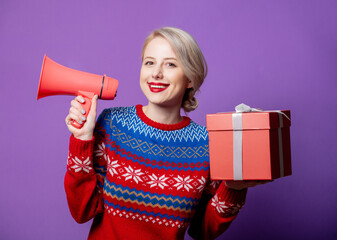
[103, 180, 199, 212]
[101, 107, 209, 143]
[107, 128, 209, 159]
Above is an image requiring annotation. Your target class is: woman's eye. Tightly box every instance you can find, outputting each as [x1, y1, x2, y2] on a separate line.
[145, 61, 153, 65]
[166, 62, 176, 67]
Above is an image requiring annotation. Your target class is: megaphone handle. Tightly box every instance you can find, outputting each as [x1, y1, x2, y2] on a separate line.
[70, 91, 95, 129]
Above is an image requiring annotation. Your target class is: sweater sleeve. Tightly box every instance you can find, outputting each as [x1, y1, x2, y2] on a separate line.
[188, 180, 247, 240]
[64, 110, 109, 223]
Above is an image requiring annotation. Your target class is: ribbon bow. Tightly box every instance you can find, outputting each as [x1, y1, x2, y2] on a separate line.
[235, 103, 291, 121]
[235, 103, 261, 113]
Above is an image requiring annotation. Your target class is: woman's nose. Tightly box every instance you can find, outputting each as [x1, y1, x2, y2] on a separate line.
[152, 66, 163, 79]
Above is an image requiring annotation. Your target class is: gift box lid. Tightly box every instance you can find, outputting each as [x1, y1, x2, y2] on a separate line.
[206, 110, 291, 131]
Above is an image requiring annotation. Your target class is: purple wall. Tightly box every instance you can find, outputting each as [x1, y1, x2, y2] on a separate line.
[1, 0, 336, 239]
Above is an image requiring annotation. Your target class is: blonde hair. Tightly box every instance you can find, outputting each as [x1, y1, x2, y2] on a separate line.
[142, 27, 208, 112]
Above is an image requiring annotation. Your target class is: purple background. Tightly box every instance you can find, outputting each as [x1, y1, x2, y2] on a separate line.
[1, 0, 336, 239]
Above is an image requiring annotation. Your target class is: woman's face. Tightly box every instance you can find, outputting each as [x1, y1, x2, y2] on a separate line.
[140, 37, 192, 109]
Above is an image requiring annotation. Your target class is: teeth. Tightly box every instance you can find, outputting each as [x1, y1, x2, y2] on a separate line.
[150, 85, 168, 89]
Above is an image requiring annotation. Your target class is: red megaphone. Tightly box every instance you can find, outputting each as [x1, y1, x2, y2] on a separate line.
[37, 54, 119, 128]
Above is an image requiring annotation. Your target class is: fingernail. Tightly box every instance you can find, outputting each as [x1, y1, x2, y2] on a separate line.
[81, 116, 86, 121]
[80, 98, 85, 103]
[79, 121, 83, 124]
[81, 109, 86, 114]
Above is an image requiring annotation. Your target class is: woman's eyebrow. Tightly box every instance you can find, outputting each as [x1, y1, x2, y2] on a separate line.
[163, 57, 177, 61]
[143, 56, 177, 61]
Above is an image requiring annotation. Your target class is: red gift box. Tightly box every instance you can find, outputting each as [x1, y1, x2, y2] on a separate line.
[206, 107, 292, 180]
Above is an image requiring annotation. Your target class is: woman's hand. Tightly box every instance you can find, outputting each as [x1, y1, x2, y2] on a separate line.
[65, 95, 98, 140]
[225, 180, 273, 190]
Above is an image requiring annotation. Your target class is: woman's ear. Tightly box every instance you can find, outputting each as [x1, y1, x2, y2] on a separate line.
[186, 79, 193, 89]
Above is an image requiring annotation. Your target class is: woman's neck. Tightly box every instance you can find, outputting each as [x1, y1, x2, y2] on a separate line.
[142, 103, 184, 125]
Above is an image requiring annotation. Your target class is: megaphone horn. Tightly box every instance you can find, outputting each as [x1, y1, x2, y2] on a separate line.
[37, 54, 119, 128]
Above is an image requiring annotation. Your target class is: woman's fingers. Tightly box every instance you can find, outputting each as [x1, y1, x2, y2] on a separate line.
[66, 112, 83, 125]
[69, 106, 86, 122]
[71, 98, 86, 115]
[65, 95, 97, 140]
[75, 95, 85, 104]
[67, 95, 89, 125]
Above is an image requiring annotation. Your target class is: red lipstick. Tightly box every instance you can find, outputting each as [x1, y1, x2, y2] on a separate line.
[148, 82, 170, 93]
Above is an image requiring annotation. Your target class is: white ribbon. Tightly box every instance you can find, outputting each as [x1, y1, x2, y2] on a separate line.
[232, 113, 243, 180]
[232, 103, 290, 180]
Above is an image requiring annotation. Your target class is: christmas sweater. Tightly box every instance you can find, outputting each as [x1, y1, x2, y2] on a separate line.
[65, 105, 247, 240]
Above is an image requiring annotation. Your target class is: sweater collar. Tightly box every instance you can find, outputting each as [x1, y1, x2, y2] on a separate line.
[136, 105, 191, 131]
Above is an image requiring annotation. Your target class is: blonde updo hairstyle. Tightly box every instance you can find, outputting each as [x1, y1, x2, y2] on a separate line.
[141, 27, 208, 112]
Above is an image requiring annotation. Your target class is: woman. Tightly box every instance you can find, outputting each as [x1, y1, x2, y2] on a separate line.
[65, 27, 251, 240]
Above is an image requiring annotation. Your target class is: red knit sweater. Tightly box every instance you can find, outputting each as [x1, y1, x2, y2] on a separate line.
[64, 106, 247, 239]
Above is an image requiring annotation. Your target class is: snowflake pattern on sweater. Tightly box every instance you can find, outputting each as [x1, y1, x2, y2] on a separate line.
[65, 105, 247, 240]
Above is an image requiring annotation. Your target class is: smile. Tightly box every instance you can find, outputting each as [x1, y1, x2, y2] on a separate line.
[148, 82, 170, 93]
